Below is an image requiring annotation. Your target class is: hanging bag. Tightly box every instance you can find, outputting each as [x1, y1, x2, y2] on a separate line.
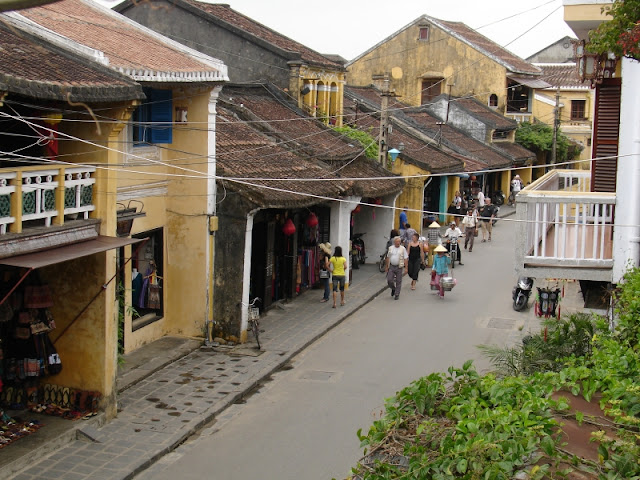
[24, 284, 54, 309]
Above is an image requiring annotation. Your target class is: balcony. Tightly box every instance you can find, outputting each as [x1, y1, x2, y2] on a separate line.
[0, 165, 96, 235]
[514, 169, 615, 282]
[505, 112, 532, 123]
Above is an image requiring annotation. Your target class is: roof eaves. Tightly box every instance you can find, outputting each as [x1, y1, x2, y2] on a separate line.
[423, 15, 541, 76]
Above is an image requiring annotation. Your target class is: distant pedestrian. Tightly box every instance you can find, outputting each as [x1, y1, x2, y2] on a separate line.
[318, 243, 332, 302]
[462, 208, 478, 252]
[329, 246, 348, 308]
[402, 223, 417, 247]
[431, 244, 451, 299]
[399, 206, 408, 233]
[407, 232, 425, 290]
[479, 198, 497, 242]
[453, 191, 462, 226]
[476, 189, 485, 208]
[385, 236, 407, 300]
[386, 229, 399, 249]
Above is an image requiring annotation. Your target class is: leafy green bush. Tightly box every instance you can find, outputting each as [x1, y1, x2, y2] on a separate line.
[515, 122, 580, 165]
[333, 125, 378, 161]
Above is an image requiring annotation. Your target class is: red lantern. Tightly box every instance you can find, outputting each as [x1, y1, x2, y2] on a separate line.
[306, 212, 318, 227]
[353, 204, 362, 214]
[374, 198, 383, 205]
[282, 218, 296, 236]
[470, 175, 477, 181]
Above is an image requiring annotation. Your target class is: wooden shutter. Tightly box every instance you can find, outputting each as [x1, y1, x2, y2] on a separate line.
[591, 78, 621, 193]
[150, 89, 173, 144]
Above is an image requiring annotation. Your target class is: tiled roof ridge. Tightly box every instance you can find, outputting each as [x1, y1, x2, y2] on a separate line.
[171, 0, 343, 70]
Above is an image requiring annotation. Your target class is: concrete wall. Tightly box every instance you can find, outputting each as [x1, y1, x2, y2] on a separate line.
[119, 0, 290, 86]
[351, 194, 397, 264]
[427, 98, 489, 142]
[348, 21, 509, 110]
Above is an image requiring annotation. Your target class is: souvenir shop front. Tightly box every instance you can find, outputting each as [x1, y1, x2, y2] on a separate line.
[250, 206, 331, 311]
[0, 236, 139, 448]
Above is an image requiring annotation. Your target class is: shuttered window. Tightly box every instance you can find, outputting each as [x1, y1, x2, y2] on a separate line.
[133, 88, 173, 145]
[591, 79, 620, 193]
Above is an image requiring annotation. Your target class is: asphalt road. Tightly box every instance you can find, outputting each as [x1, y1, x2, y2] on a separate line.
[136, 219, 532, 480]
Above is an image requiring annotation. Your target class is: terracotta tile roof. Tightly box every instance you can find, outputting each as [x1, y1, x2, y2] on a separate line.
[449, 97, 517, 130]
[17, 0, 227, 82]
[216, 107, 346, 208]
[0, 23, 143, 103]
[428, 16, 541, 75]
[493, 142, 535, 163]
[536, 63, 591, 89]
[221, 85, 357, 161]
[337, 158, 405, 198]
[179, 0, 342, 70]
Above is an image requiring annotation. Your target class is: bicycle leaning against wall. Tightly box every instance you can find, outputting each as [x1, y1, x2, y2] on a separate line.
[239, 297, 262, 349]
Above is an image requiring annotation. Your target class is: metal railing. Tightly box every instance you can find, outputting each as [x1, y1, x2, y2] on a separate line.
[0, 165, 96, 234]
[515, 170, 615, 275]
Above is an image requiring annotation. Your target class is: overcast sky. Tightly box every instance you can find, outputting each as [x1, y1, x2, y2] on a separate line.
[105, 0, 576, 61]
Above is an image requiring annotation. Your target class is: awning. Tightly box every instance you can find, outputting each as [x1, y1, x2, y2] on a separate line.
[507, 75, 552, 90]
[0, 236, 144, 269]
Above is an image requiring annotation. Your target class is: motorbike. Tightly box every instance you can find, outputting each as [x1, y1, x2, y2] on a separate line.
[512, 276, 534, 311]
[535, 286, 562, 318]
[351, 232, 366, 269]
[447, 236, 461, 269]
[492, 190, 505, 206]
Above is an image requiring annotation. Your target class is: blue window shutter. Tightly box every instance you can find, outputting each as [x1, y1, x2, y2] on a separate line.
[150, 89, 173, 144]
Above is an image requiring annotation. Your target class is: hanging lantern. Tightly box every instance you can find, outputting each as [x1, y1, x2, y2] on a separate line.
[470, 175, 477, 181]
[353, 204, 362, 214]
[282, 218, 296, 236]
[306, 212, 318, 227]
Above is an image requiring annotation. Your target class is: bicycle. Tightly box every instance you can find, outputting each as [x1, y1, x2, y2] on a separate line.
[448, 236, 458, 269]
[240, 297, 262, 349]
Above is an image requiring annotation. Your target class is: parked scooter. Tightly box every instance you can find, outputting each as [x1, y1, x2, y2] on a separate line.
[535, 286, 562, 318]
[492, 190, 505, 206]
[351, 232, 366, 269]
[512, 276, 534, 311]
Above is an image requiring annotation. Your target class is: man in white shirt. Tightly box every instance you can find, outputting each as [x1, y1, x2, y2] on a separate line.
[443, 222, 463, 265]
[385, 236, 408, 300]
[461, 208, 478, 252]
[476, 189, 485, 208]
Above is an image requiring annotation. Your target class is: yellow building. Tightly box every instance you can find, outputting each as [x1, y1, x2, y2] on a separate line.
[347, 14, 543, 118]
[4, 0, 228, 416]
[532, 64, 594, 167]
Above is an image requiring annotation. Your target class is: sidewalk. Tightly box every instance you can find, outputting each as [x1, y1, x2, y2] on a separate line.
[7, 264, 387, 480]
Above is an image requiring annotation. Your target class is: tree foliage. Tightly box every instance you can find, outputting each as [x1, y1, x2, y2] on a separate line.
[588, 0, 640, 61]
[515, 122, 580, 164]
[332, 125, 378, 161]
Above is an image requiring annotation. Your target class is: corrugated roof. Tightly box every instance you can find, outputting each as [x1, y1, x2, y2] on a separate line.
[17, 0, 227, 82]
[0, 23, 143, 102]
[179, 0, 342, 70]
[535, 63, 591, 89]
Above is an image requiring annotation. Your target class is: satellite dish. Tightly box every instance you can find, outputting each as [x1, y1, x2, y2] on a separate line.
[391, 67, 403, 80]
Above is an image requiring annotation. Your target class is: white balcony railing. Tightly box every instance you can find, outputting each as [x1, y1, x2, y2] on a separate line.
[505, 112, 533, 124]
[515, 169, 615, 281]
[0, 165, 95, 234]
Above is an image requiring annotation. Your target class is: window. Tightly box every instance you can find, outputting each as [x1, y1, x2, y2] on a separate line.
[421, 78, 442, 104]
[418, 26, 430, 41]
[132, 88, 173, 144]
[571, 99, 586, 120]
[488, 94, 498, 107]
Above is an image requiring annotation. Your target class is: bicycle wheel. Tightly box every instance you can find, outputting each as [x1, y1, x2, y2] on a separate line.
[451, 249, 456, 269]
[378, 252, 387, 273]
[251, 318, 261, 349]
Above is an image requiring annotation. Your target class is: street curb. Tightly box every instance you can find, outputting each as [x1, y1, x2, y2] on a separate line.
[122, 283, 389, 480]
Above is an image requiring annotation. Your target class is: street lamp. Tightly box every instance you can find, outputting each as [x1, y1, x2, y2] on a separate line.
[388, 148, 401, 162]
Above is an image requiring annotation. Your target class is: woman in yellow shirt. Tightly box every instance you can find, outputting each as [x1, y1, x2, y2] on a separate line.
[329, 246, 348, 308]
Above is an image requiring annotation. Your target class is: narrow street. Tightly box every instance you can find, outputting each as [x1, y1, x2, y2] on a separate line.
[136, 218, 534, 480]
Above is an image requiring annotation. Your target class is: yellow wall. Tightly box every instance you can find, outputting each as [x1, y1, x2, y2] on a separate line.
[295, 66, 345, 125]
[348, 22, 508, 110]
[532, 88, 593, 165]
[391, 159, 431, 230]
[122, 87, 213, 351]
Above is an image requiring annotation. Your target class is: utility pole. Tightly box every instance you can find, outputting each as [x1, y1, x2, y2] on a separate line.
[378, 73, 390, 168]
[551, 88, 560, 165]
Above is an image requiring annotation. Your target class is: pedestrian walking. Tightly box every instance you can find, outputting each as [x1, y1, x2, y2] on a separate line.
[476, 189, 485, 208]
[329, 246, 348, 308]
[318, 243, 332, 302]
[407, 232, 425, 290]
[399, 206, 408, 236]
[401, 223, 417, 247]
[462, 208, 478, 252]
[479, 198, 497, 242]
[442, 222, 463, 265]
[431, 244, 451, 299]
[385, 236, 407, 300]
